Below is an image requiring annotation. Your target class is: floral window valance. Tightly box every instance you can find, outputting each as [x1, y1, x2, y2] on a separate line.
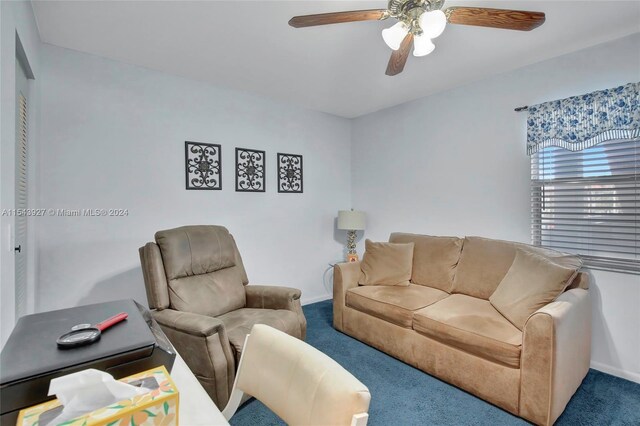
[526, 82, 639, 155]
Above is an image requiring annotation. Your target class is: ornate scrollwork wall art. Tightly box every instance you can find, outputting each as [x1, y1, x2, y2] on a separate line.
[277, 153, 303, 193]
[185, 141, 222, 190]
[235, 148, 265, 192]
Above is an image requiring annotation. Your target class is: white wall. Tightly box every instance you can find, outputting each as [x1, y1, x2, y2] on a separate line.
[0, 0, 41, 347]
[36, 44, 350, 313]
[351, 33, 640, 382]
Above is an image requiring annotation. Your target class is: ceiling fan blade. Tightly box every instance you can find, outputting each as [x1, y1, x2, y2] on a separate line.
[445, 7, 545, 31]
[385, 33, 413, 76]
[288, 9, 387, 28]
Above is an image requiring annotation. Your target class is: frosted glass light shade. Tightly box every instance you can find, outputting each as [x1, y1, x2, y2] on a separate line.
[419, 10, 447, 39]
[382, 22, 409, 50]
[413, 34, 435, 57]
[337, 210, 366, 230]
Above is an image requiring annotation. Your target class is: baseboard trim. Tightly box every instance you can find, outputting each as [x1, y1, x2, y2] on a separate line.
[301, 293, 332, 306]
[591, 361, 640, 384]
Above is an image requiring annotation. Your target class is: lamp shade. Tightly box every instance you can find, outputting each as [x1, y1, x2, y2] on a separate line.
[419, 10, 447, 39]
[413, 34, 435, 57]
[337, 210, 366, 230]
[382, 22, 409, 50]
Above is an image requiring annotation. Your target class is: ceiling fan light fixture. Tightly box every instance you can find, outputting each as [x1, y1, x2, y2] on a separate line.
[382, 22, 409, 50]
[419, 10, 447, 39]
[413, 34, 435, 57]
[289, 5, 546, 76]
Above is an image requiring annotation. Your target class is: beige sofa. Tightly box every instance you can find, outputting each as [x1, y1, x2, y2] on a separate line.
[333, 234, 591, 426]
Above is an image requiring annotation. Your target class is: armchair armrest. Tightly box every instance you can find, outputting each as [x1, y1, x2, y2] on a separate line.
[520, 288, 591, 426]
[152, 309, 235, 408]
[154, 309, 226, 337]
[245, 285, 306, 340]
[333, 261, 361, 332]
[245, 285, 301, 309]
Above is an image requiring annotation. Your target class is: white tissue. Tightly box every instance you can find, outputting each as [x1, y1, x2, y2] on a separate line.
[46, 369, 148, 426]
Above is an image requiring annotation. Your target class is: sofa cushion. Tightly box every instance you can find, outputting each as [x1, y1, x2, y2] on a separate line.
[490, 250, 579, 330]
[218, 308, 301, 363]
[389, 233, 462, 292]
[346, 284, 448, 328]
[451, 236, 582, 299]
[359, 240, 414, 286]
[413, 294, 522, 368]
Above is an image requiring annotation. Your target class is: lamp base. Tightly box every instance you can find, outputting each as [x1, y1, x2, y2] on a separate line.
[345, 230, 359, 263]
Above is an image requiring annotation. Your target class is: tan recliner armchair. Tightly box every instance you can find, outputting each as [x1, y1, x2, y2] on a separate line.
[139, 225, 307, 408]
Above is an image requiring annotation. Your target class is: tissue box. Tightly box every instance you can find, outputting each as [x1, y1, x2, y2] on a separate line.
[16, 366, 179, 426]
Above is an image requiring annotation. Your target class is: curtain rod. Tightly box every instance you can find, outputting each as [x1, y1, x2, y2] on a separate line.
[514, 106, 529, 112]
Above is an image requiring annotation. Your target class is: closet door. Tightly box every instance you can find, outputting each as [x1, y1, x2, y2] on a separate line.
[14, 58, 29, 319]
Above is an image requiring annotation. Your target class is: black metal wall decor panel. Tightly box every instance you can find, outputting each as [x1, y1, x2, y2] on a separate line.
[185, 141, 222, 190]
[235, 148, 266, 192]
[277, 153, 303, 193]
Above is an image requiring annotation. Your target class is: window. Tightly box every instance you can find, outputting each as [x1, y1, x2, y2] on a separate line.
[530, 138, 639, 274]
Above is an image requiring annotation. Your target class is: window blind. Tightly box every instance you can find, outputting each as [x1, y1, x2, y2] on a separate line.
[530, 138, 639, 274]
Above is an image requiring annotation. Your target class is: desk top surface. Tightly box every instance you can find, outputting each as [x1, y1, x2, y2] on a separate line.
[0, 299, 155, 384]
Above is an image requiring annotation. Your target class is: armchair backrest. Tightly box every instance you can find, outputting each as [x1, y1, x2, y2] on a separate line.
[139, 225, 249, 317]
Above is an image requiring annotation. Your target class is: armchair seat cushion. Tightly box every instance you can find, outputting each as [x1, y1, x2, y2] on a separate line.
[217, 308, 301, 362]
[413, 294, 522, 368]
[346, 284, 449, 328]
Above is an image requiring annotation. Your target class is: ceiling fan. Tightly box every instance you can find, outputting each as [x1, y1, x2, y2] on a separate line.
[288, 0, 545, 76]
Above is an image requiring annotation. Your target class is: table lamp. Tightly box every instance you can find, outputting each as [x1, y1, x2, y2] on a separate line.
[337, 209, 366, 262]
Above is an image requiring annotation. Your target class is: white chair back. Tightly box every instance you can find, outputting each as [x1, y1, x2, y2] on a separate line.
[222, 324, 370, 426]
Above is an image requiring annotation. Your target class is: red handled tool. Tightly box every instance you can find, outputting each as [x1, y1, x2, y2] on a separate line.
[57, 312, 128, 349]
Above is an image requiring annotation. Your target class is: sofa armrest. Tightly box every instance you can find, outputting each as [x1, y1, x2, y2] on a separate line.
[333, 261, 361, 332]
[245, 285, 306, 340]
[152, 309, 235, 408]
[520, 288, 591, 426]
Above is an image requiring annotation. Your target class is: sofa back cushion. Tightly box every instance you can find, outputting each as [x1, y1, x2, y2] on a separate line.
[155, 225, 247, 316]
[389, 233, 462, 293]
[451, 236, 582, 300]
[359, 239, 414, 286]
[489, 250, 580, 330]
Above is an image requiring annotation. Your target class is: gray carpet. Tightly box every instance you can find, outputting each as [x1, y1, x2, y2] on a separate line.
[230, 300, 640, 425]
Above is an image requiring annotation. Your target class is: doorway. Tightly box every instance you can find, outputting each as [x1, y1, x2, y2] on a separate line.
[14, 43, 31, 319]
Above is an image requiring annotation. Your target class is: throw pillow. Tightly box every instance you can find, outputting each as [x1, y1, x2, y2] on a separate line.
[359, 239, 414, 286]
[490, 249, 579, 330]
[389, 233, 462, 292]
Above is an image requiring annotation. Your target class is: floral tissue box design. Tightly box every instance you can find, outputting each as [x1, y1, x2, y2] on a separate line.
[17, 366, 179, 426]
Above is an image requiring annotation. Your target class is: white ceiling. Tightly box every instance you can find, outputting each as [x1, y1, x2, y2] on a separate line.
[32, 1, 640, 118]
